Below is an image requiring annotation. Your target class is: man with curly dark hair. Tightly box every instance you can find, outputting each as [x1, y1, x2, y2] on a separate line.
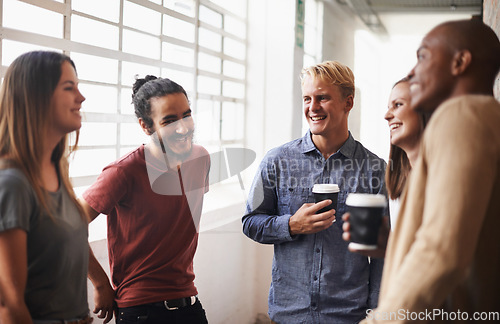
[83, 76, 210, 324]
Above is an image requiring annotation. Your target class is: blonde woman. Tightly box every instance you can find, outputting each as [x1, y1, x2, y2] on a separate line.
[0, 51, 91, 323]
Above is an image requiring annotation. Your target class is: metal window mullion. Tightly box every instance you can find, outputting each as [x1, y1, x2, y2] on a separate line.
[198, 46, 244, 65]
[123, 25, 160, 39]
[198, 21, 244, 43]
[78, 145, 121, 150]
[160, 0, 165, 71]
[72, 10, 120, 27]
[219, 9, 225, 144]
[116, 0, 125, 160]
[63, 0, 71, 56]
[197, 69, 243, 84]
[193, 0, 200, 115]
[160, 34, 196, 50]
[242, 0, 249, 149]
[197, 93, 244, 104]
[314, 0, 322, 62]
[20, 0, 66, 14]
[83, 112, 136, 123]
[78, 79, 120, 88]
[127, 0, 196, 24]
[199, 0, 244, 21]
[220, 139, 243, 146]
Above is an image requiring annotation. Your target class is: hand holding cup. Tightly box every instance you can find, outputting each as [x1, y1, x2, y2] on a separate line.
[312, 184, 340, 215]
[345, 193, 387, 251]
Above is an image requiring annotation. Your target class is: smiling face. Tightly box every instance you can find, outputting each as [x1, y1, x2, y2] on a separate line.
[385, 82, 421, 151]
[302, 75, 352, 141]
[141, 92, 194, 162]
[50, 61, 85, 137]
[408, 26, 455, 114]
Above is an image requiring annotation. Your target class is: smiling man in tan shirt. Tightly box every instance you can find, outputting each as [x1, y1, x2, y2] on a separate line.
[357, 19, 500, 323]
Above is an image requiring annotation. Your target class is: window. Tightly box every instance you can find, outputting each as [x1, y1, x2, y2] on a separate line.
[303, 0, 322, 67]
[1, 0, 247, 180]
[1, 0, 248, 239]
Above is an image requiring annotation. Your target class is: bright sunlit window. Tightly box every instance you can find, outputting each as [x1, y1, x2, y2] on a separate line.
[1, 0, 247, 239]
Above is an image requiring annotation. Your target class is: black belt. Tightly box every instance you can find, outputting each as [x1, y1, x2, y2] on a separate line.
[149, 296, 197, 310]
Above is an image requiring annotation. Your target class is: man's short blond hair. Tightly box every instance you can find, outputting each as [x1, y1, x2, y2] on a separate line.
[301, 61, 355, 99]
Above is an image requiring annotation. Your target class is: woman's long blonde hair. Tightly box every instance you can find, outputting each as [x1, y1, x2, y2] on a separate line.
[0, 51, 84, 219]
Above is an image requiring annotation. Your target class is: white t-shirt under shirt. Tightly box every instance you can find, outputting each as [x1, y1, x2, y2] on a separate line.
[388, 198, 400, 231]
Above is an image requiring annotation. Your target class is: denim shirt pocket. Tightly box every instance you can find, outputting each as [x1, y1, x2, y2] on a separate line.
[336, 190, 347, 216]
[277, 186, 311, 216]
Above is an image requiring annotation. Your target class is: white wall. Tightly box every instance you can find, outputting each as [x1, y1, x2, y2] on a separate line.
[246, 0, 300, 157]
[355, 12, 475, 161]
[321, 0, 367, 143]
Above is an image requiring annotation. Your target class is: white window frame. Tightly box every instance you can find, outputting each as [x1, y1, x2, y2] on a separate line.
[0, 0, 248, 191]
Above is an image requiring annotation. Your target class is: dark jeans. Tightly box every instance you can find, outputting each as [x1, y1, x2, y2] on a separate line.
[117, 299, 208, 324]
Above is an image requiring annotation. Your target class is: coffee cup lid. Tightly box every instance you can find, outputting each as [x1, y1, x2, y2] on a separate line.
[345, 193, 386, 207]
[312, 184, 339, 193]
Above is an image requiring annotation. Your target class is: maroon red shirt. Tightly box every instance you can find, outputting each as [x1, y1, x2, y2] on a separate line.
[83, 144, 209, 307]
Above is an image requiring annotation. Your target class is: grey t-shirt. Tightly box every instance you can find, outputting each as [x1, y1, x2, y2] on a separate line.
[0, 168, 89, 320]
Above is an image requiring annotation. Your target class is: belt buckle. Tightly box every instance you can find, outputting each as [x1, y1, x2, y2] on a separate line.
[164, 300, 179, 311]
[163, 296, 196, 311]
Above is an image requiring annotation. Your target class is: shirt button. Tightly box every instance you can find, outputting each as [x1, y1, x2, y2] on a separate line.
[314, 276, 318, 281]
[315, 248, 320, 253]
[311, 302, 317, 308]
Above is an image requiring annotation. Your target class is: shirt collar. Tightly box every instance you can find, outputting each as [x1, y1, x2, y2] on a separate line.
[301, 130, 356, 159]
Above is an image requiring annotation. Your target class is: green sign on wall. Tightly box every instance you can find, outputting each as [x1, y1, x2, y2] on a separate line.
[296, 0, 305, 49]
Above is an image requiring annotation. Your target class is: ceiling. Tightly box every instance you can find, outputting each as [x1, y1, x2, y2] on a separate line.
[334, 0, 483, 34]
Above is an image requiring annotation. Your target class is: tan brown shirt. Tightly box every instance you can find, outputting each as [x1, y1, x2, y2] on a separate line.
[364, 95, 500, 323]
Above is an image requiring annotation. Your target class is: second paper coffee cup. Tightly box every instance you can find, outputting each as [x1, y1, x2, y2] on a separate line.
[312, 184, 340, 214]
[346, 193, 386, 250]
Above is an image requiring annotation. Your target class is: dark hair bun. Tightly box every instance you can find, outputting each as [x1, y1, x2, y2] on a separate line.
[132, 75, 159, 98]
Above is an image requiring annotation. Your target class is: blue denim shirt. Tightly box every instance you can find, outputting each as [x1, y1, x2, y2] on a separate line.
[243, 131, 387, 324]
